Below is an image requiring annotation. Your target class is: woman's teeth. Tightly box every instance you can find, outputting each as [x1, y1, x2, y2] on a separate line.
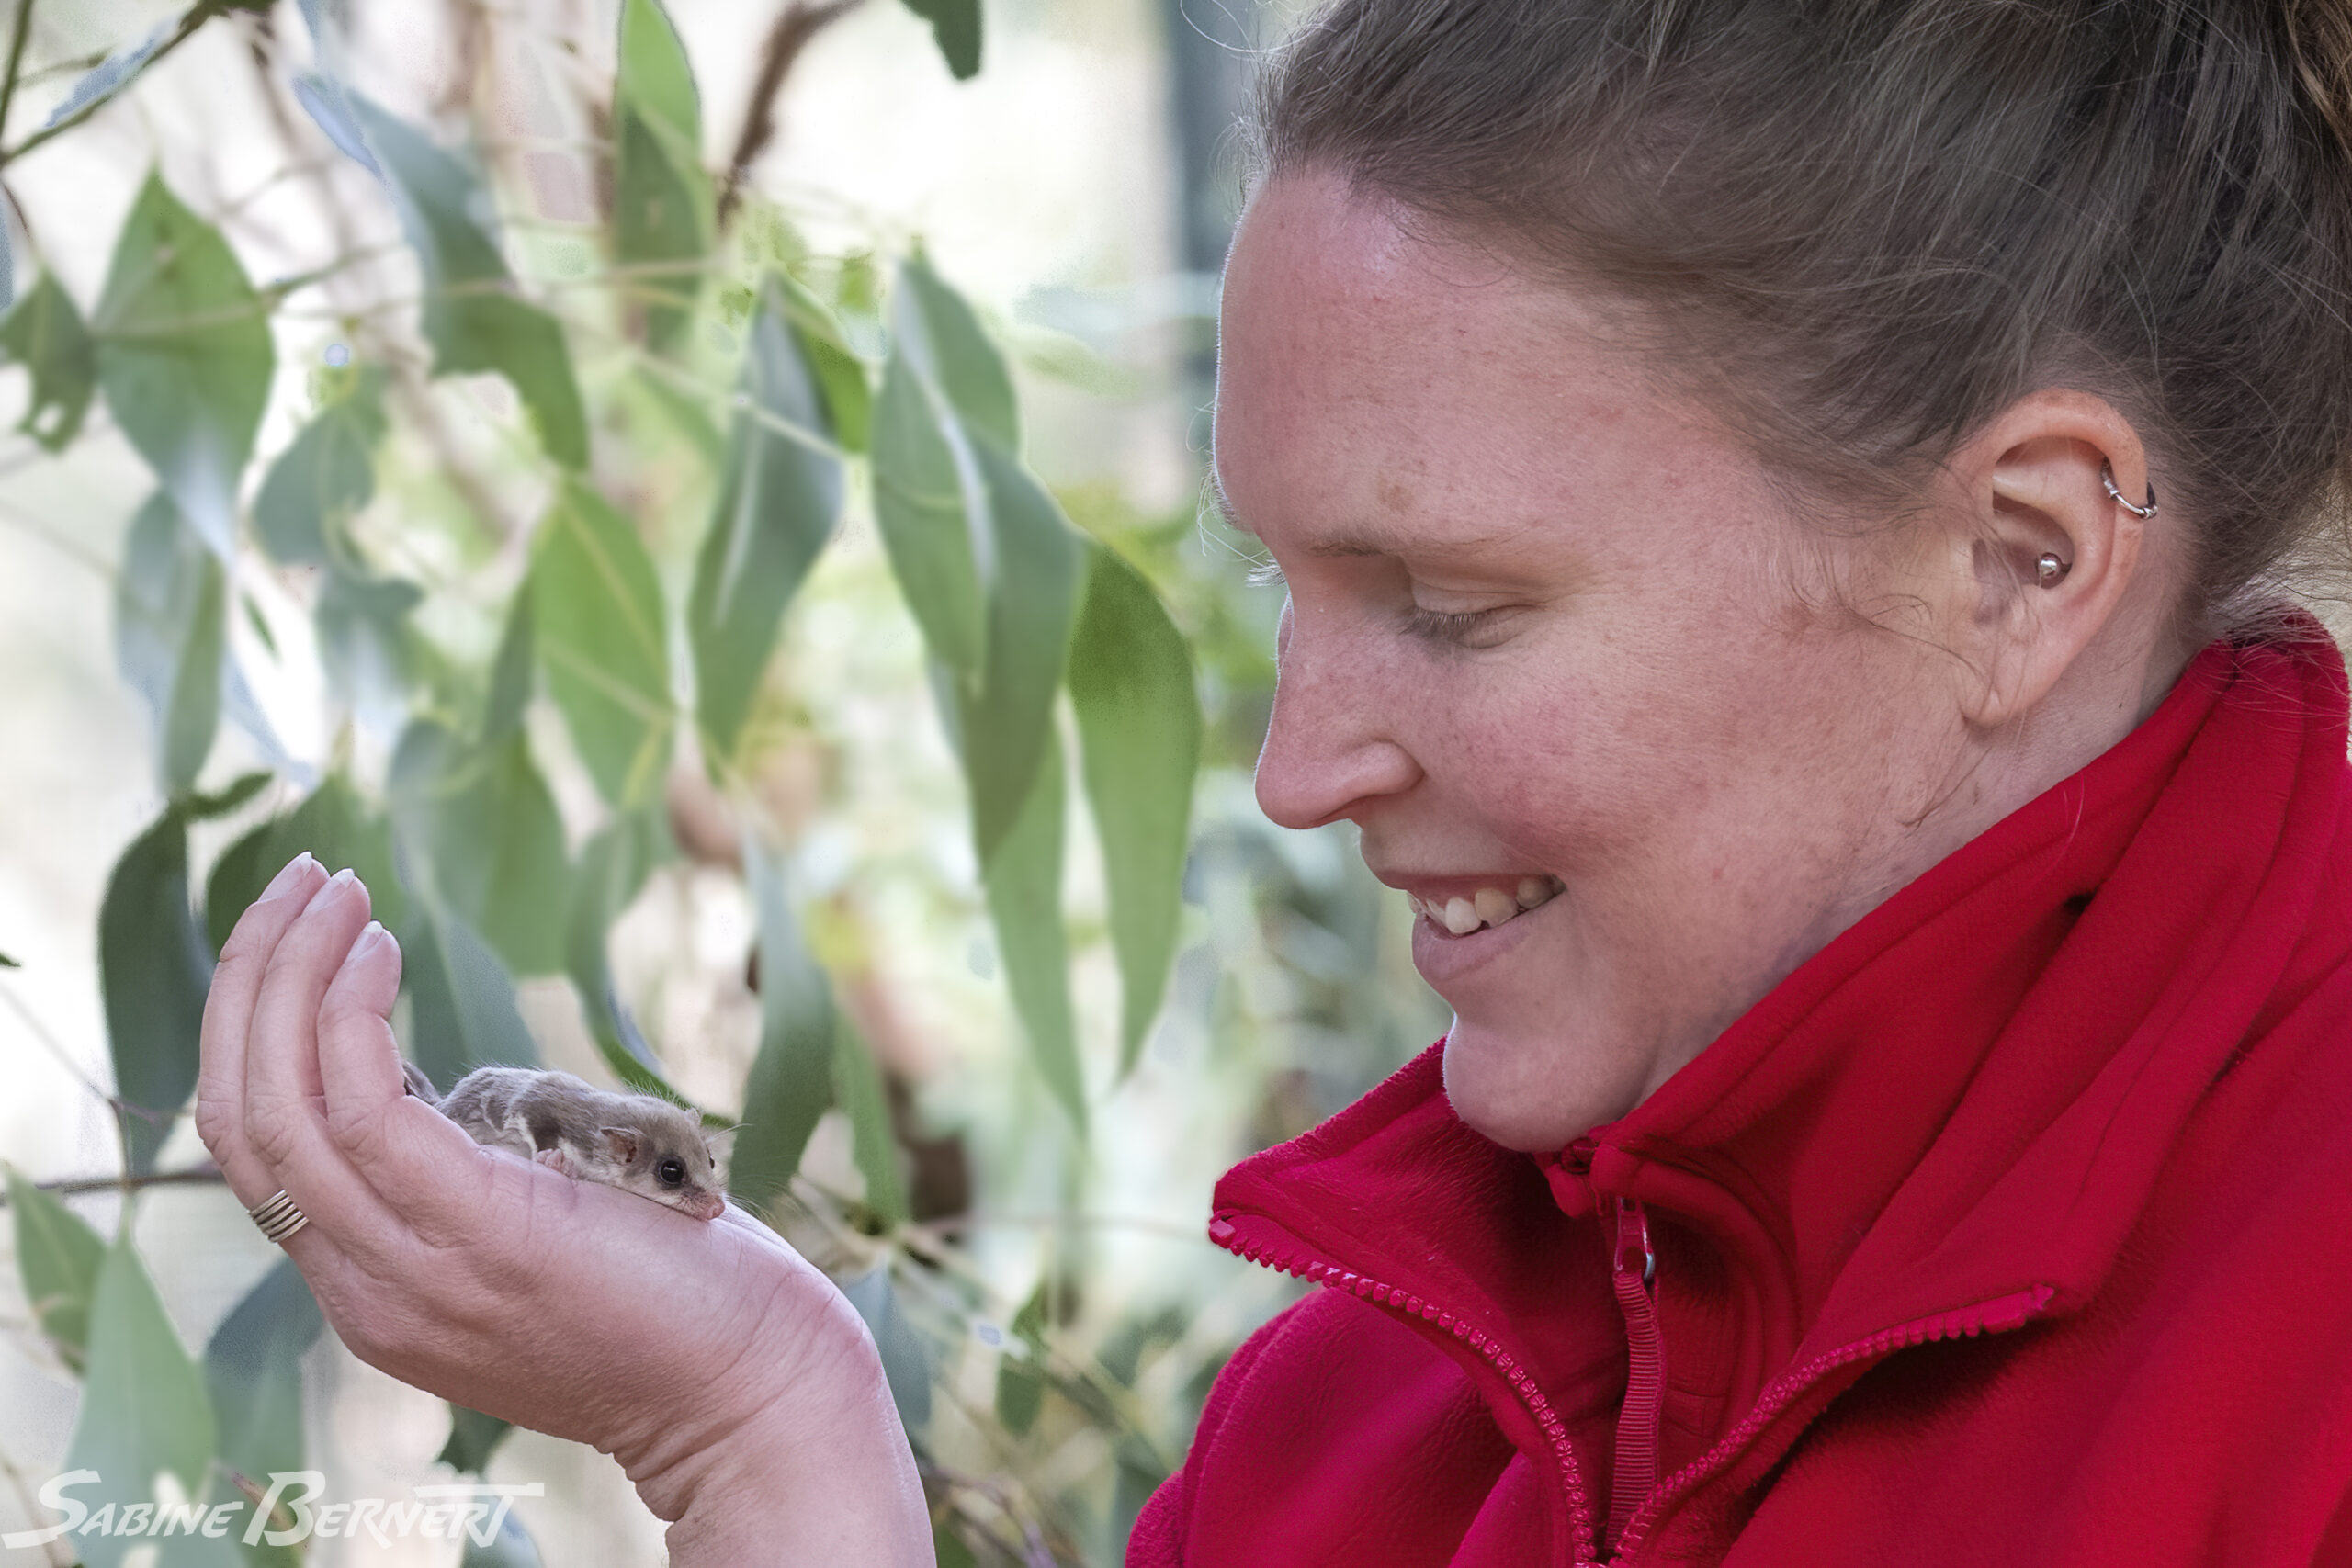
[1407, 877, 1562, 936]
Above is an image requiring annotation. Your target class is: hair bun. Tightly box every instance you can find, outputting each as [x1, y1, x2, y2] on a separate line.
[2288, 0, 2352, 153]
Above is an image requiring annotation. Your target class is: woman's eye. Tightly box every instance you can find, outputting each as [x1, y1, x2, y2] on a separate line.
[657, 1157, 685, 1186]
[1402, 604, 1510, 648]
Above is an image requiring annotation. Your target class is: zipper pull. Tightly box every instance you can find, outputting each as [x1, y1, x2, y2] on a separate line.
[1607, 1197, 1663, 1558]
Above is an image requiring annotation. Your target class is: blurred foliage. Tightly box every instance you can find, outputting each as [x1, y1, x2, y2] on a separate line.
[0, 0, 1446, 1562]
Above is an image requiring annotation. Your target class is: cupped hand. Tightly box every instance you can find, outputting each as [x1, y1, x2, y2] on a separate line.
[194, 854, 930, 1562]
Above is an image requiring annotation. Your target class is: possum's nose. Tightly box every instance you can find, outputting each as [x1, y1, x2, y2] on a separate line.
[684, 1190, 726, 1221]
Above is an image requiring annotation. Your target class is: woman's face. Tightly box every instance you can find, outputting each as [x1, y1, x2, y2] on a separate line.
[1216, 173, 1979, 1151]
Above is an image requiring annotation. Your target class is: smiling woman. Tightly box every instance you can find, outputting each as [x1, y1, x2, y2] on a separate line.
[1130, 0, 2352, 1563]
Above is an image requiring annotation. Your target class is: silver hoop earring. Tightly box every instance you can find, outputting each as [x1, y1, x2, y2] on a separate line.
[2037, 552, 2070, 587]
[2101, 461, 2157, 520]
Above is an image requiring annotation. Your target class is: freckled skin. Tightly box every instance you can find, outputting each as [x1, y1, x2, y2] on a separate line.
[1216, 172, 2188, 1151]
[403, 1063, 728, 1221]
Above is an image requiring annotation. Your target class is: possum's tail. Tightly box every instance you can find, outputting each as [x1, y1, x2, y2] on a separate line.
[401, 1060, 439, 1103]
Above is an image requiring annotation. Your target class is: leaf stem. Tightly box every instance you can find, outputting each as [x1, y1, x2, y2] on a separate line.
[0, 0, 210, 168]
[0, 0, 34, 152]
[0, 976, 112, 1107]
[0, 1166, 226, 1205]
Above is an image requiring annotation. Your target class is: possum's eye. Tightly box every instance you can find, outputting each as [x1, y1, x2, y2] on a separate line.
[657, 1156, 686, 1187]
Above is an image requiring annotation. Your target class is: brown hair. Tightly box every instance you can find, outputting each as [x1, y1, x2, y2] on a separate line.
[1252, 0, 2352, 642]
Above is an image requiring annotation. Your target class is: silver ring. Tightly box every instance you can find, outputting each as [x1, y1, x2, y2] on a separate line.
[247, 1190, 310, 1246]
[2101, 461, 2157, 520]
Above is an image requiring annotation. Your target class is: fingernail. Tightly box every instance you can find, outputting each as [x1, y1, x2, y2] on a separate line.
[260, 853, 318, 902]
[348, 920, 390, 964]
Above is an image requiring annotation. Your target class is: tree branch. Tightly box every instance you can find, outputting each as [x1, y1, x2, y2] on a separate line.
[718, 0, 867, 226]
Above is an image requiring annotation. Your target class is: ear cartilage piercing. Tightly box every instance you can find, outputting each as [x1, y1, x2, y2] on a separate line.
[2037, 552, 2071, 587]
[2101, 460, 2158, 520]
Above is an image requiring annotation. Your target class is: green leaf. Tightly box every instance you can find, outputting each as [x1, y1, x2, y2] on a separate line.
[437, 1404, 514, 1473]
[0, 951, 17, 966]
[841, 1265, 931, 1430]
[991, 1282, 1048, 1436]
[689, 275, 844, 766]
[100, 807, 212, 1174]
[954, 442, 1084, 864]
[62, 1223, 219, 1568]
[346, 96, 589, 468]
[0, 273, 97, 450]
[115, 491, 225, 795]
[774, 270, 871, 453]
[93, 173, 275, 557]
[832, 1014, 904, 1226]
[400, 900, 538, 1090]
[897, 254, 1014, 448]
[1069, 545, 1201, 1073]
[530, 479, 675, 808]
[204, 1258, 322, 1568]
[564, 811, 686, 1100]
[389, 720, 573, 976]
[315, 565, 423, 714]
[184, 770, 272, 821]
[460, 1508, 544, 1568]
[614, 0, 709, 353]
[731, 834, 835, 1212]
[252, 367, 387, 567]
[982, 728, 1083, 1133]
[871, 339, 986, 676]
[899, 0, 981, 80]
[483, 586, 536, 744]
[203, 775, 409, 957]
[6, 1168, 107, 1374]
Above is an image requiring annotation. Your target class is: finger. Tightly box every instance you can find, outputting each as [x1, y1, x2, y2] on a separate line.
[242, 871, 417, 1266]
[313, 923, 491, 1224]
[196, 852, 328, 1208]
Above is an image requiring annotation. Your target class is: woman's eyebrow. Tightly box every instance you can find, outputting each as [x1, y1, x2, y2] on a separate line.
[1207, 473, 1528, 558]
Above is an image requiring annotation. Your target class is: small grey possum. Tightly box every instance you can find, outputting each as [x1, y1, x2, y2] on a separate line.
[402, 1062, 728, 1221]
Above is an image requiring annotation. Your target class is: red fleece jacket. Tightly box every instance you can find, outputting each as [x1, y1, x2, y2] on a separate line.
[1131, 622, 2352, 1566]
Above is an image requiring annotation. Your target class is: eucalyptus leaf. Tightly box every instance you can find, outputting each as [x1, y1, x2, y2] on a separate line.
[956, 440, 1084, 864]
[203, 1258, 321, 1568]
[203, 774, 407, 957]
[6, 1168, 106, 1374]
[99, 807, 212, 1174]
[833, 1014, 905, 1226]
[344, 95, 588, 468]
[62, 1224, 219, 1568]
[982, 728, 1083, 1133]
[482, 583, 535, 744]
[1069, 545, 1201, 1073]
[114, 492, 224, 794]
[565, 810, 681, 1098]
[43, 17, 175, 131]
[530, 479, 674, 808]
[731, 834, 834, 1212]
[400, 900, 538, 1090]
[436, 1404, 513, 1474]
[774, 269, 871, 452]
[898, 0, 982, 81]
[184, 770, 272, 821]
[992, 1281, 1048, 1436]
[897, 254, 1014, 448]
[389, 720, 571, 976]
[252, 367, 387, 567]
[871, 343, 986, 676]
[93, 173, 275, 556]
[460, 1507, 544, 1568]
[0, 273, 97, 450]
[841, 1265, 932, 1431]
[613, 0, 709, 353]
[690, 275, 844, 766]
[314, 565, 422, 717]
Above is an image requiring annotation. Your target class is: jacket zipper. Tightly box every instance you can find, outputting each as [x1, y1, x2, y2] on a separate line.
[1605, 1283, 2055, 1562]
[1209, 1213, 1606, 1565]
[1606, 1198, 1663, 1556]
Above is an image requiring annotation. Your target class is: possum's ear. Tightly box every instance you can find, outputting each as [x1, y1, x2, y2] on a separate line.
[703, 1124, 737, 1176]
[598, 1127, 642, 1164]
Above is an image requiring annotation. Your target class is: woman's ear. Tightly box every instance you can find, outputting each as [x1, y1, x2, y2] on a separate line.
[1922, 389, 2155, 728]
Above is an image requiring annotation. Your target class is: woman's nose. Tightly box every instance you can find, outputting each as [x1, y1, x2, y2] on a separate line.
[1253, 598, 1422, 830]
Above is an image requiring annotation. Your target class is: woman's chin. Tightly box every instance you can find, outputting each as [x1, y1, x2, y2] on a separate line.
[1439, 1014, 1653, 1152]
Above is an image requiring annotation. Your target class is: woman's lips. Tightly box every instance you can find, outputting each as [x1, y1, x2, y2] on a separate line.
[1408, 882, 1557, 986]
[1403, 874, 1564, 936]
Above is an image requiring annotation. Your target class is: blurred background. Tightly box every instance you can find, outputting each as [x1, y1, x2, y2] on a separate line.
[0, 0, 1452, 1562]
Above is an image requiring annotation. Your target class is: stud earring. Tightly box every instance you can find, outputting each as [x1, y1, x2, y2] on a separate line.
[2037, 552, 2070, 587]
